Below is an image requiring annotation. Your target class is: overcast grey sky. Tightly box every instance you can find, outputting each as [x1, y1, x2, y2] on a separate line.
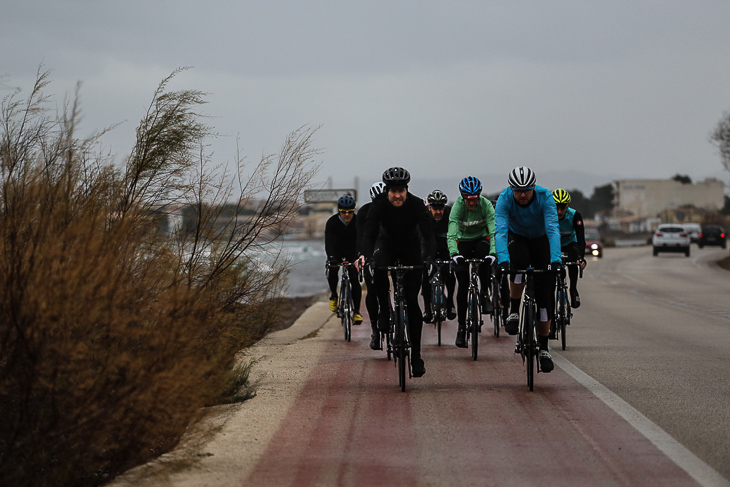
[3, 1, 730, 198]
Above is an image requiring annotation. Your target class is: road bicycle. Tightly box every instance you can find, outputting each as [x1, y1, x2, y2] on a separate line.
[326, 258, 361, 342]
[464, 258, 486, 361]
[382, 262, 421, 392]
[489, 263, 509, 337]
[427, 259, 453, 346]
[552, 258, 582, 351]
[510, 267, 558, 391]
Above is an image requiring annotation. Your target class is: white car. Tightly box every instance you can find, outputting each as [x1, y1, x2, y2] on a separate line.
[652, 224, 690, 257]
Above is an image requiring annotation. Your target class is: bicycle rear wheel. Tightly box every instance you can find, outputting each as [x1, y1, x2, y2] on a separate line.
[341, 279, 352, 342]
[469, 289, 479, 361]
[561, 299, 570, 351]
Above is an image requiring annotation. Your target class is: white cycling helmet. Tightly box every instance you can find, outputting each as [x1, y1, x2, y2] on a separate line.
[508, 166, 536, 189]
[369, 182, 386, 200]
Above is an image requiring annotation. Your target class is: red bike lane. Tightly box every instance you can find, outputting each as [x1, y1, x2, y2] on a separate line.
[246, 318, 699, 486]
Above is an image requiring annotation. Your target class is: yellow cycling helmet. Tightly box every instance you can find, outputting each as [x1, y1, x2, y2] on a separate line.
[552, 188, 571, 205]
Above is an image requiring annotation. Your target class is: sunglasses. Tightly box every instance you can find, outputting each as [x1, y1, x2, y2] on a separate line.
[339, 209, 355, 214]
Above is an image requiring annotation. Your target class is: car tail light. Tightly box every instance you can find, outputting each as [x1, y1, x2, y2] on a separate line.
[722, 233, 726, 239]
[656, 232, 663, 237]
[680, 232, 688, 237]
[699, 232, 704, 238]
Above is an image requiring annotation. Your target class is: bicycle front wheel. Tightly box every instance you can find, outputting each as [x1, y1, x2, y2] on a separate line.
[522, 298, 536, 391]
[396, 302, 408, 392]
[469, 289, 479, 361]
[434, 284, 443, 346]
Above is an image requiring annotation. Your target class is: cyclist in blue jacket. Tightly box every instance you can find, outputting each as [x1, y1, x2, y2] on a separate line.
[495, 167, 561, 372]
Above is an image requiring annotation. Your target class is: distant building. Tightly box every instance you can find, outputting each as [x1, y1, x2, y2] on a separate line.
[612, 178, 724, 219]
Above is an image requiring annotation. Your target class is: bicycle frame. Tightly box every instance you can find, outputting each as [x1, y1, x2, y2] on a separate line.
[382, 263, 421, 392]
[510, 267, 557, 391]
[326, 259, 359, 342]
[553, 259, 583, 350]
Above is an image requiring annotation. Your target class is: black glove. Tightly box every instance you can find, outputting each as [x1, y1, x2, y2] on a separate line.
[498, 261, 510, 274]
[452, 254, 465, 266]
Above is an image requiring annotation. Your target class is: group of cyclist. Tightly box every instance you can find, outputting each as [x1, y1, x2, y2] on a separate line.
[324, 165, 587, 378]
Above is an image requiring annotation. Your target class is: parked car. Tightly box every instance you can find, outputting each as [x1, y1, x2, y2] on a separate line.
[682, 223, 702, 243]
[584, 229, 603, 258]
[652, 224, 690, 257]
[698, 225, 726, 249]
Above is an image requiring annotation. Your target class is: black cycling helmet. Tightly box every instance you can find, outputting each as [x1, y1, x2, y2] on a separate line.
[427, 189, 448, 206]
[369, 182, 386, 200]
[337, 194, 356, 210]
[508, 166, 536, 189]
[382, 167, 410, 188]
[459, 176, 482, 197]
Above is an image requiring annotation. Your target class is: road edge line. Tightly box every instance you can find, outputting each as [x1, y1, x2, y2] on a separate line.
[553, 353, 730, 487]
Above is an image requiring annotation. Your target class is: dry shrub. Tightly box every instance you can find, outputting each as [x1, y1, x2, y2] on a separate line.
[0, 67, 318, 485]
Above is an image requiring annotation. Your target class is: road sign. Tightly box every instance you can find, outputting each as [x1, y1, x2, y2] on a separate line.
[304, 188, 357, 203]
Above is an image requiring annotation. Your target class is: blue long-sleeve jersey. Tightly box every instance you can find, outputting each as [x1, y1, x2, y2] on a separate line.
[494, 185, 561, 265]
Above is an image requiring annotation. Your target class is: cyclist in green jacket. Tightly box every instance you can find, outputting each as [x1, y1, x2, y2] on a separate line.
[447, 176, 496, 348]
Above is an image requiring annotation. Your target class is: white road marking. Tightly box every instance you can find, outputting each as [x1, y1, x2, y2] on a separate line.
[553, 353, 730, 487]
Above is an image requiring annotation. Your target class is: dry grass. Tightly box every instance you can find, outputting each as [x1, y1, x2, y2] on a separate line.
[0, 67, 318, 486]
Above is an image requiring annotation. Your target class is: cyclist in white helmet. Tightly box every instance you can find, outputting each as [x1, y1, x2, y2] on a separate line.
[357, 182, 388, 350]
[494, 167, 561, 372]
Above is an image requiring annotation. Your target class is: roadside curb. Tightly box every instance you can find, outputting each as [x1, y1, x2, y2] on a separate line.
[262, 300, 333, 346]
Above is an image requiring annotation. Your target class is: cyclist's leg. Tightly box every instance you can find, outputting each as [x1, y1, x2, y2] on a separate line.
[531, 236, 555, 372]
[373, 245, 394, 332]
[420, 267, 433, 322]
[564, 242, 581, 307]
[506, 233, 529, 334]
[453, 252, 470, 347]
[402, 251, 426, 376]
[327, 264, 340, 311]
[364, 268, 381, 349]
[347, 265, 363, 316]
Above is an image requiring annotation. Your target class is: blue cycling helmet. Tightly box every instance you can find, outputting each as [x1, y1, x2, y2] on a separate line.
[459, 176, 482, 197]
[337, 194, 356, 210]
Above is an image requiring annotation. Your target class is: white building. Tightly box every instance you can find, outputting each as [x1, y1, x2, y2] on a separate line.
[612, 178, 724, 219]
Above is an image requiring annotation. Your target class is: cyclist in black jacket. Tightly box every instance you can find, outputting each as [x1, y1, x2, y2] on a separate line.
[358, 167, 436, 378]
[421, 189, 457, 323]
[325, 194, 363, 324]
[357, 181, 387, 350]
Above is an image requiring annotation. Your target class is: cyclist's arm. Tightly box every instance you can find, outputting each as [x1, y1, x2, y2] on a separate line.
[573, 210, 586, 260]
[542, 192, 562, 263]
[362, 199, 383, 259]
[324, 216, 337, 258]
[485, 197, 497, 255]
[494, 190, 510, 264]
[417, 200, 436, 259]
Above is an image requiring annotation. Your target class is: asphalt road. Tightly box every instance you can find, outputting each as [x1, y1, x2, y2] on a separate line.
[114, 245, 730, 487]
[558, 245, 730, 482]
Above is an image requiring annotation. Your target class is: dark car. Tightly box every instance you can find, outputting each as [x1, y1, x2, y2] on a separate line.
[698, 225, 726, 249]
[584, 229, 603, 258]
